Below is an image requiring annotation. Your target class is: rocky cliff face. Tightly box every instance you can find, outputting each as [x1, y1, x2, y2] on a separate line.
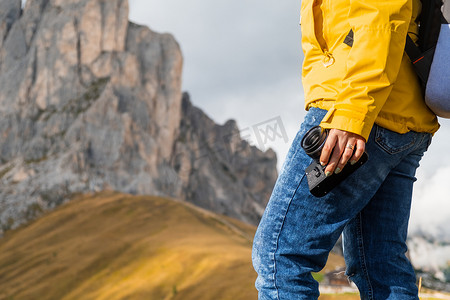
[0, 0, 277, 234]
[171, 93, 277, 224]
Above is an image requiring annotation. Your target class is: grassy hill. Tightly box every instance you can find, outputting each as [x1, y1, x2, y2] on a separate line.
[0, 191, 348, 300]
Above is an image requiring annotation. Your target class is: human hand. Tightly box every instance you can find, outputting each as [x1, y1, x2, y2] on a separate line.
[319, 129, 366, 176]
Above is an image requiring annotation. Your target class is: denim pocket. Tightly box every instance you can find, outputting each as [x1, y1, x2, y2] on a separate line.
[374, 125, 418, 155]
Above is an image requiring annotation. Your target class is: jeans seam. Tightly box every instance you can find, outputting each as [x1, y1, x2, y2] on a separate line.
[421, 132, 432, 151]
[273, 173, 306, 300]
[356, 212, 374, 300]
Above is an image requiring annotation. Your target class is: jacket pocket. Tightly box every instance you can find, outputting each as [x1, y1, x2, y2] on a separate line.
[374, 125, 417, 155]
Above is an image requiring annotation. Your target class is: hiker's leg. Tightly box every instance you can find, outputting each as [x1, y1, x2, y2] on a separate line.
[343, 129, 431, 300]
[252, 110, 391, 300]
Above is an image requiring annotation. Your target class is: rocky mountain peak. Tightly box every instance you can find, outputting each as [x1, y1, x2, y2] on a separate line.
[0, 0, 278, 234]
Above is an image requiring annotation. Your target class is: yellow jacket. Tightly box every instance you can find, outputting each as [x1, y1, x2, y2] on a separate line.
[301, 0, 440, 141]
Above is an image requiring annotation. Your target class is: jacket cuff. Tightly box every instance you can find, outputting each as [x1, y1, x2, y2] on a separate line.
[319, 107, 374, 141]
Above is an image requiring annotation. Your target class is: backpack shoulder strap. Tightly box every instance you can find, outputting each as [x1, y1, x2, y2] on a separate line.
[419, 0, 442, 51]
[405, 34, 435, 85]
[405, 0, 443, 86]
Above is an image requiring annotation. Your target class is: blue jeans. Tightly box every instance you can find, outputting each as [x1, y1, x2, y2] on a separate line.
[252, 107, 432, 300]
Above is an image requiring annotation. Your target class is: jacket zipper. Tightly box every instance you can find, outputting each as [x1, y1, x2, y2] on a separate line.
[312, 0, 335, 68]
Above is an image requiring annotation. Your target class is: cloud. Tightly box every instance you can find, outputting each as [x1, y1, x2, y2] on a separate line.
[411, 164, 450, 240]
[409, 119, 450, 241]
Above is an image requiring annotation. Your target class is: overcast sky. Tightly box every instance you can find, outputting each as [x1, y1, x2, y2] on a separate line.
[128, 0, 450, 243]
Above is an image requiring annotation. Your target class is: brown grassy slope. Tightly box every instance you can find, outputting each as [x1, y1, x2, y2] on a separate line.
[0, 191, 345, 300]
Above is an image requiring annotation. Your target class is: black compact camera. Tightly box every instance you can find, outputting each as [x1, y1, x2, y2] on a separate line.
[301, 126, 368, 197]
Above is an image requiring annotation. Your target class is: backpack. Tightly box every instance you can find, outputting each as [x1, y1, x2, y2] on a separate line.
[344, 0, 450, 118]
[405, 0, 450, 118]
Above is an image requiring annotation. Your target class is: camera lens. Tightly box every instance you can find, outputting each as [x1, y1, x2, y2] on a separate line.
[301, 126, 328, 160]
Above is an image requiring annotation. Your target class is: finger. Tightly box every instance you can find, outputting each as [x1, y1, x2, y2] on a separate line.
[325, 136, 346, 175]
[350, 139, 366, 165]
[336, 138, 357, 173]
[319, 132, 337, 166]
